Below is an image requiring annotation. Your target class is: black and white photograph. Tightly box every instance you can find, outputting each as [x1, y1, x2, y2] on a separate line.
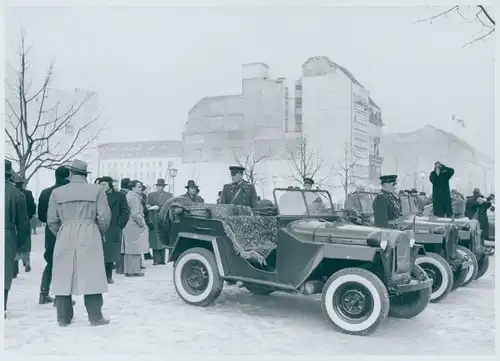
[2, 0, 496, 356]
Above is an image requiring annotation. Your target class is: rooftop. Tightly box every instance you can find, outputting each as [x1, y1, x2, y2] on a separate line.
[98, 140, 183, 160]
[188, 94, 242, 115]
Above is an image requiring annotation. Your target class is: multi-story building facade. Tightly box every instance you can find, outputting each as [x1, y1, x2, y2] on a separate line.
[299, 56, 384, 199]
[97, 140, 183, 192]
[97, 58, 384, 202]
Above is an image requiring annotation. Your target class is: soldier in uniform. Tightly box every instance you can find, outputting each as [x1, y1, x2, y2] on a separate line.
[146, 179, 173, 265]
[116, 177, 131, 273]
[373, 175, 402, 228]
[219, 166, 258, 209]
[4, 160, 30, 318]
[303, 177, 324, 212]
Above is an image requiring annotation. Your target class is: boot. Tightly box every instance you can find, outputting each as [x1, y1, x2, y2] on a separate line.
[25, 265, 31, 272]
[144, 252, 153, 260]
[90, 318, 110, 327]
[39, 294, 54, 305]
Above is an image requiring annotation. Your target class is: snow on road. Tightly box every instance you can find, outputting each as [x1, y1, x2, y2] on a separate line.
[4, 232, 495, 355]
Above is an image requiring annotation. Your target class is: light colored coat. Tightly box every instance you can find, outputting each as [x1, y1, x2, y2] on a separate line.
[122, 191, 149, 255]
[47, 175, 111, 296]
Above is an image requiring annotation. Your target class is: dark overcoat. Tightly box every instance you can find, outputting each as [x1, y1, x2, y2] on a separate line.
[5, 182, 30, 290]
[103, 190, 130, 263]
[219, 180, 258, 209]
[19, 188, 36, 252]
[466, 195, 491, 240]
[373, 190, 402, 228]
[429, 165, 454, 217]
[147, 190, 173, 250]
[38, 179, 69, 251]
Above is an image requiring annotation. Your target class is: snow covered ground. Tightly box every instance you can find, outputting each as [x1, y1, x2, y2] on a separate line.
[4, 232, 495, 355]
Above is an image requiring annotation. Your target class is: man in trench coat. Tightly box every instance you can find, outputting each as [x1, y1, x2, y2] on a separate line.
[4, 160, 30, 317]
[47, 159, 111, 327]
[98, 176, 130, 283]
[146, 179, 173, 265]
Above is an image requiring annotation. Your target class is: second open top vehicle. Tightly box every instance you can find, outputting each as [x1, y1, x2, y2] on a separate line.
[163, 188, 432, 336]
[345, 191, 476, 303]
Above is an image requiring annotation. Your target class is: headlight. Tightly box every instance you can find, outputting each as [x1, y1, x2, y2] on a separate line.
[366, 231, 389, 250]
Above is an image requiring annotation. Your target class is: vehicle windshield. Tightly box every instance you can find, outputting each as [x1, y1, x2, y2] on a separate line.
[355, 192, 376, 214]
[274, 188, 334, 217]
[399, 194, 419, 214]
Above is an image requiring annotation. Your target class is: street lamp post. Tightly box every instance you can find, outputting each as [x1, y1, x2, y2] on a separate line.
[169, 168, 179, 195]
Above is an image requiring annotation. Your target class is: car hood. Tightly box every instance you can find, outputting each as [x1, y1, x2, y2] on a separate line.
[288, 219, 402, 246]
[399, 214, 470, 228]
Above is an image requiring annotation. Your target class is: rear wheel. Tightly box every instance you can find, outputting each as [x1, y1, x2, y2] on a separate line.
[388, 265, 431, 319]
[456, 246, 478, 287]
[475, 254, 490, 280]
[321, 268, 389, 336]
[173, 247, 223, 307]
[244, 284, 275, 296]
[415, 252, 453, 303]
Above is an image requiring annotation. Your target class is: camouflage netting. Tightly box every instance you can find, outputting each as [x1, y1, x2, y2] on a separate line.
[183, 204, 278, 265]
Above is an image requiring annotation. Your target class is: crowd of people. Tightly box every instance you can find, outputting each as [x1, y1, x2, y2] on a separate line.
[4, 157, 495, 324]
[3, 159, 264, 325]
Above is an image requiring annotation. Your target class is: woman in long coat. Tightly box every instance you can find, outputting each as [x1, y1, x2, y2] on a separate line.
[122, 180, 149, 277]
[98, 177, 130, 283]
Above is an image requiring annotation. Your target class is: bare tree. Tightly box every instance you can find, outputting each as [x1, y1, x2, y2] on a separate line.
[4, 31, 105, 184]
[285, 135, 328, 186]
[332, 142, 363, 201]
[233, 143, 270, 186]
[417, 5, 495, 46]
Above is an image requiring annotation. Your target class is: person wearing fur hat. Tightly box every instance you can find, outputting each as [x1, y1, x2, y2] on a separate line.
[373, 175, 402, 228]
[98, 176, 130, 283]
[4, 160, 30, 318]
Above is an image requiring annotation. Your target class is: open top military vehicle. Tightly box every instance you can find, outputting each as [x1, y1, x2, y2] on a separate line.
[165, 188, 432, 336]
[345, 191, 475, 303]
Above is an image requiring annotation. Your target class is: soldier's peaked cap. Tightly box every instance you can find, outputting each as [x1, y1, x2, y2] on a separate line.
[303, 177, 314, 185]
[380, 174, 398, 184]
[229, 165, 245, 173]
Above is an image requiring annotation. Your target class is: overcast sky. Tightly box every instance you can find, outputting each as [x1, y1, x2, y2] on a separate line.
[5, 5, 495, 154]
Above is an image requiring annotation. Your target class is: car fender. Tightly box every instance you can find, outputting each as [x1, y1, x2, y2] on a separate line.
[168, 232, 226, 277]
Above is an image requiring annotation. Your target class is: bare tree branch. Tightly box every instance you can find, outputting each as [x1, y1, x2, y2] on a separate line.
[4, 31, 105, 185]
[233, 142, 270, 186]
[332, 142, 363, 201]
[416, 5, 495, 45]
[284, 135, 330, 187]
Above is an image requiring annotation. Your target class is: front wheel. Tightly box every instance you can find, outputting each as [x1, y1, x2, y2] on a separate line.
[415, 252, 453, 303]
[456, 245, 478, 287]
[173, 247, 223, 307]
[321, 267, 389, 336]
[475, 254, 490, 280]
[388, 265, 431, 319]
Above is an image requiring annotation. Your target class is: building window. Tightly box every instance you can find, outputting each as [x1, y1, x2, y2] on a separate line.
[140, 162, 143, 168]
[152, 172, 156, 180]
[196, 149, 202, 161]
[146, 162, 149, 168]
[127, 162, 130, 168]
[114, 162, 117, 168]
[158, 161, 162, 168]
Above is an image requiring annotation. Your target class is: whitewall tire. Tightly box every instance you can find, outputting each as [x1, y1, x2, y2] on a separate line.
[173, 247, 223, 307]
[415, 252, 453, 303]
[456, 246, 478, 287]
[321, 268, 389, 336]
